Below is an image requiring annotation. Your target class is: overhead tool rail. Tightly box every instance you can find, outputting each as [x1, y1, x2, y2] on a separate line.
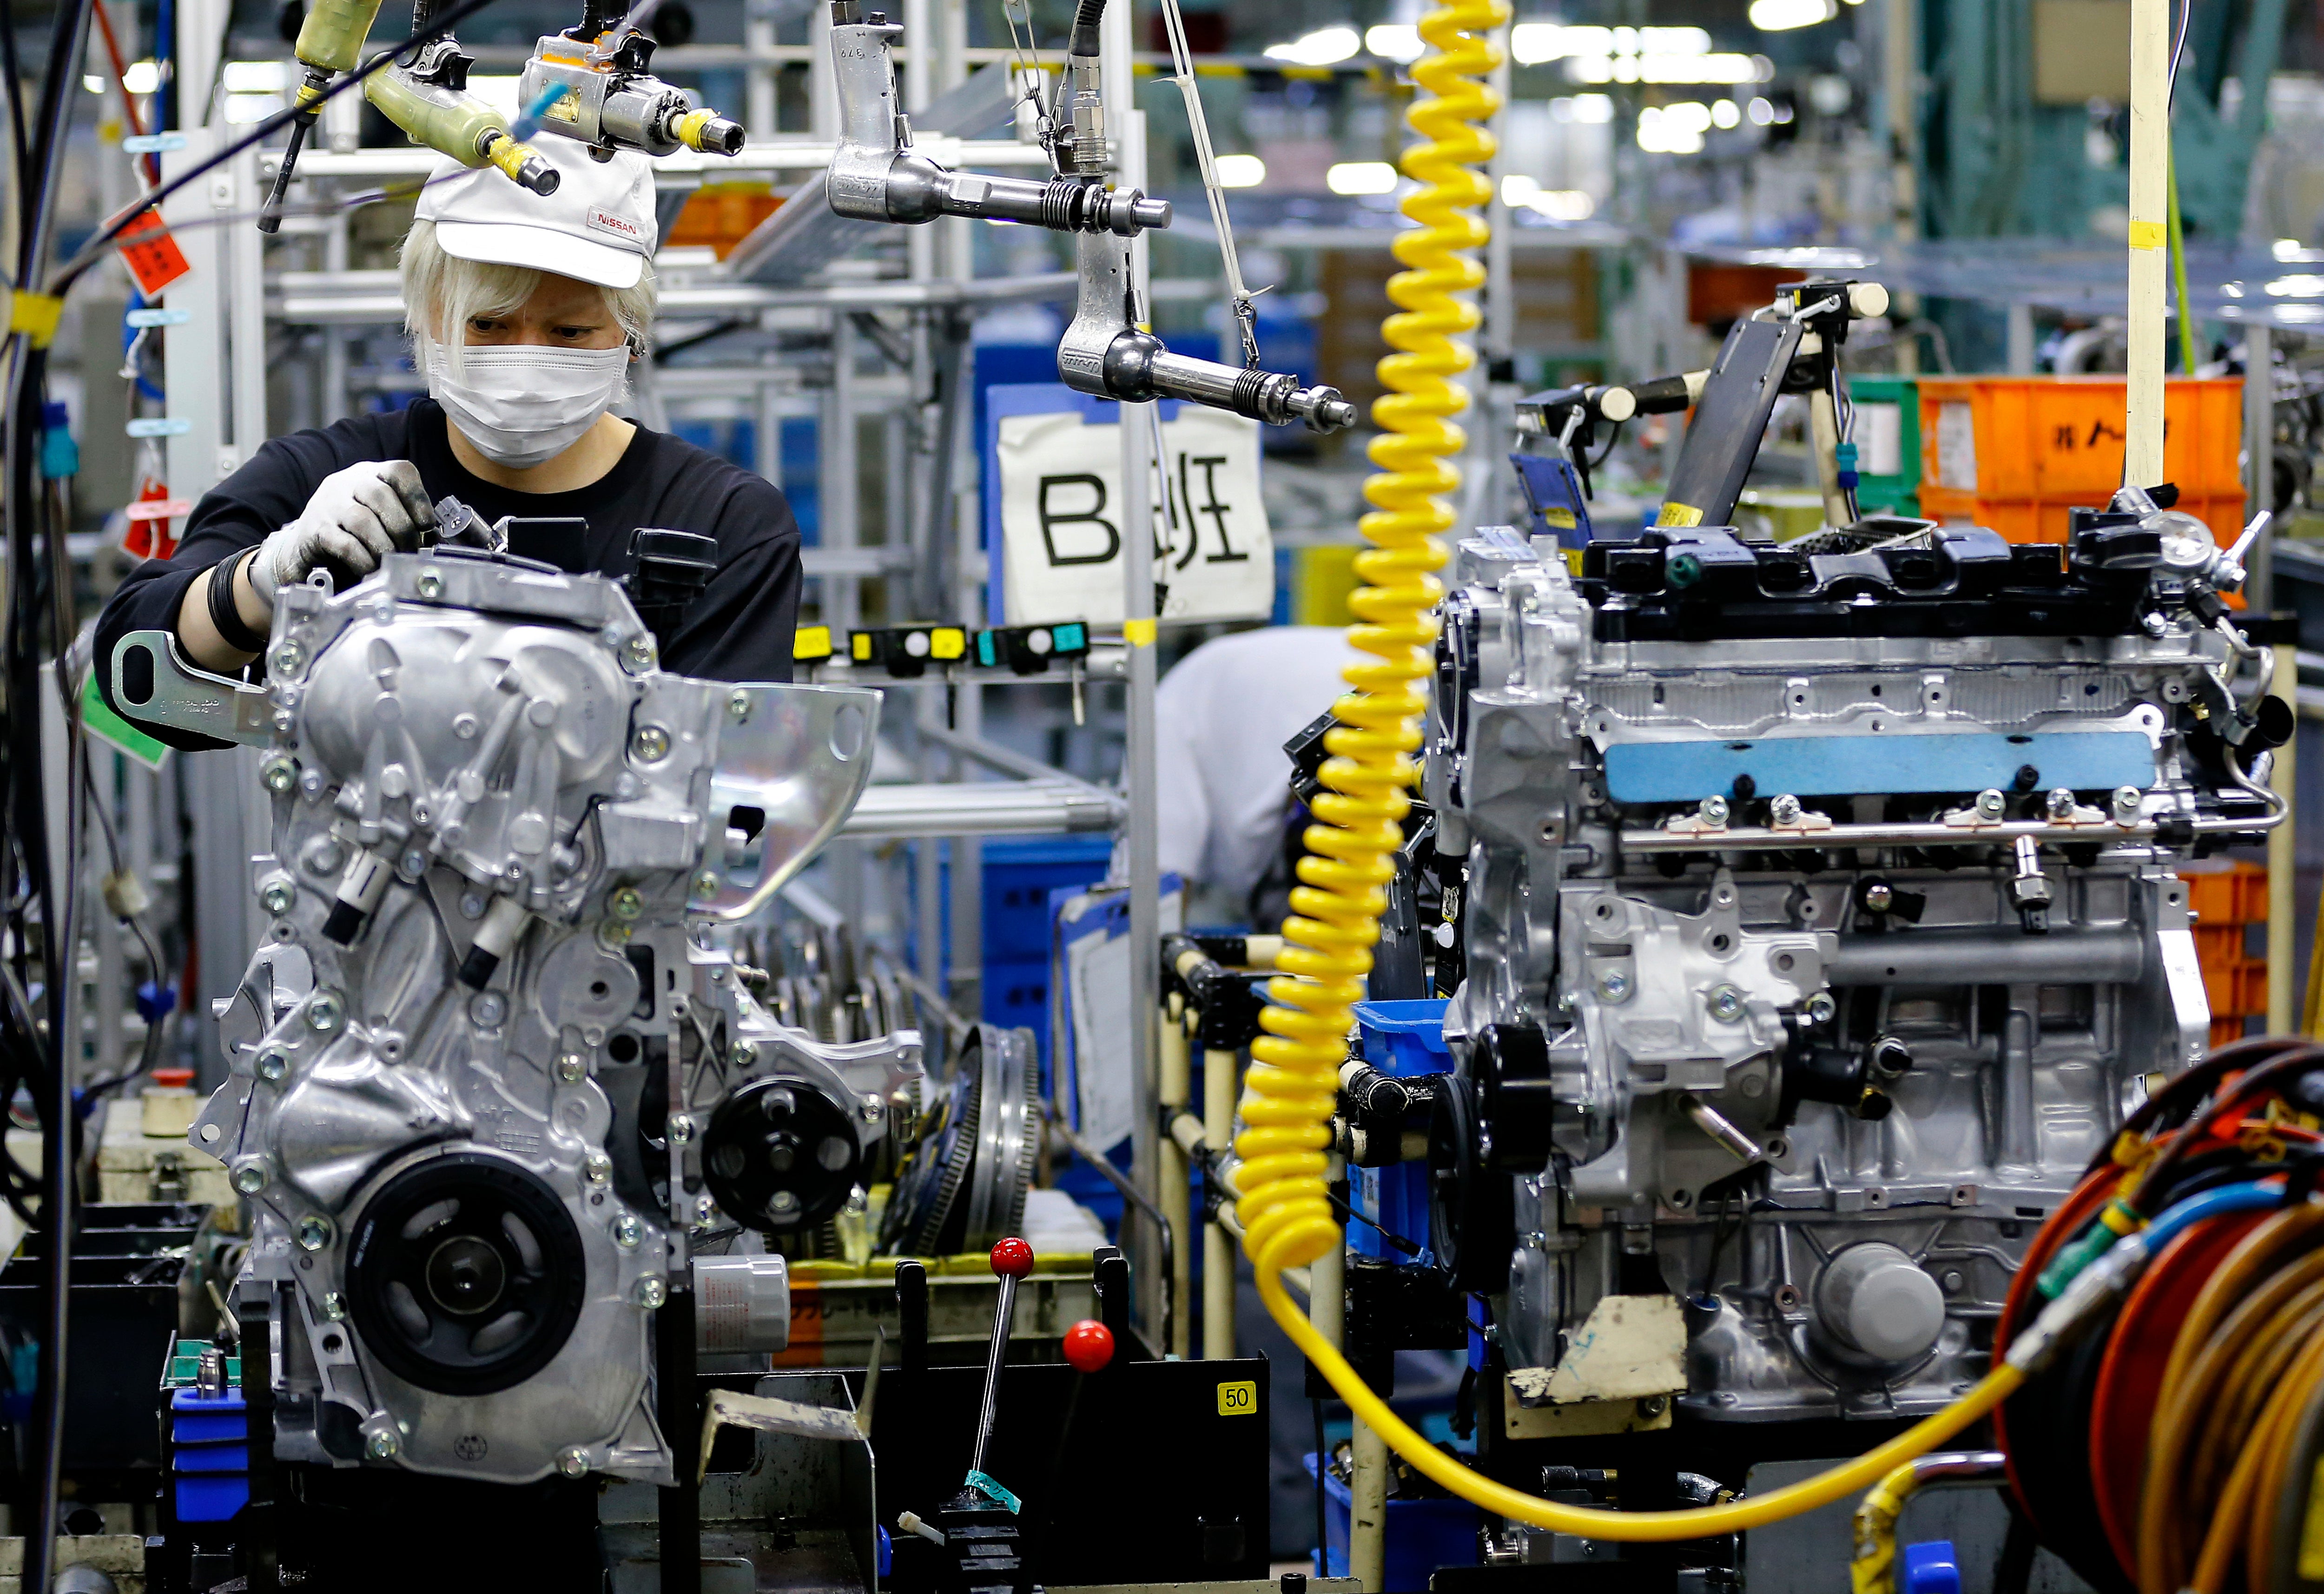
[819, 0, 1356, 433]
[260, 0, 749, 232]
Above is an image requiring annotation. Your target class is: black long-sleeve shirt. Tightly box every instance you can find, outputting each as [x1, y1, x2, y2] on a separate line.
[94, 397, 803, 750]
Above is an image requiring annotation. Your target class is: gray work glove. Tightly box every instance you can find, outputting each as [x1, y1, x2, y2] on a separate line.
[248, 460, 435, 608]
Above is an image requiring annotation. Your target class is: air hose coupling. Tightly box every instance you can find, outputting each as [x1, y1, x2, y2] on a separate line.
[676, 107, 748, 155]
[2006, 1231, 2152, 1376]
[482, 131, 562, 194]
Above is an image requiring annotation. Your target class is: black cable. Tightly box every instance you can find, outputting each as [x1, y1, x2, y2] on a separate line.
[39, 0, 506, 300]
[6, 13, 98, 1591]
[1311, 1398, 1330, 1575]
[0, 0, 29, 266]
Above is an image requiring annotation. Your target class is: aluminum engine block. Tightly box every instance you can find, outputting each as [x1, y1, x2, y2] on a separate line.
[128, 551, 918, 1485]
[1423, 519, 2279, 1425]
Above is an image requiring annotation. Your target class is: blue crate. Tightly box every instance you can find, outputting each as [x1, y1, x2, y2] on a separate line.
[983, 956, 1051, 1038]
[175, 1442, 249, 1473]
[1304, 1454, 1479, 1592]
[982, 835, 1112, 963]
[173, 1473, 250, 1523]
[169, 1387, 245, 1444]
[1349, 1001, 1448, 1261]
[1352, 999, 1450, 1077]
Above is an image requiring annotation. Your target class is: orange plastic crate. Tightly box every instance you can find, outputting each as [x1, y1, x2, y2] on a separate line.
[1917, 377, 2245, 546]
[2193, 923, 2250, 964]
[2202, 958, 2270, 1018]
[2183, 864, 2270, 926]
[2236, 961, 2271, 1017]
[2212, 1015, 2253, 1050]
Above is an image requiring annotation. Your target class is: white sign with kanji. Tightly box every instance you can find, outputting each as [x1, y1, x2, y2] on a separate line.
[994, 404, 1274, 626]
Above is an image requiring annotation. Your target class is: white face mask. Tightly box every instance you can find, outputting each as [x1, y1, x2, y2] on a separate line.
[425, 342, 631, 470]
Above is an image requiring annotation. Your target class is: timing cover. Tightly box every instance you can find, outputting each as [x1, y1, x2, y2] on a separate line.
[179, 551, 921, 1485]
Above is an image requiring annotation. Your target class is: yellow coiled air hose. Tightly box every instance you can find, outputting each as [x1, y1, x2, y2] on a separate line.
[1228, 0, 2027, 1540]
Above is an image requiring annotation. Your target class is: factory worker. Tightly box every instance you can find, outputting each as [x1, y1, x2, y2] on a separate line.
[95, 138, 800, 746]
[1155, 624, 1360, 926]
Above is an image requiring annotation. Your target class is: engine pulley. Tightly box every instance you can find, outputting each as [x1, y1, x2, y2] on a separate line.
[345, 1154, 589, 1397]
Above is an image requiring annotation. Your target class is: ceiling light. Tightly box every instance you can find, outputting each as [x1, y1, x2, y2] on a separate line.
[1519, 188, 1596, 220]
[2265, 275, 2324, 298]
[1636, 106, 1705, 154]
[1567, 93, 1615, 123]
[1748, 0, 1837, 29]
[1326, 160, 1399, 195]
[1365, 23, 1424, 61]
[1712, 98, 1741, 126]
[1509, 22, 1569, 63]
[220, 59, 288, 92]
[1215, 154, 1267, 187]
[1640, 27, 1711, 53]
[125, 60, 160, 94]
[1265, 25, 1360, 65]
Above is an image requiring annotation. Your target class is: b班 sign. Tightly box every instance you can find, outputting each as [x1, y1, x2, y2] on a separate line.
[993, 400, 1274, 626]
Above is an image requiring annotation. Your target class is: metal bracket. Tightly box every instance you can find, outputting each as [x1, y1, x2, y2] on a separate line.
[110, 629, 274, 747]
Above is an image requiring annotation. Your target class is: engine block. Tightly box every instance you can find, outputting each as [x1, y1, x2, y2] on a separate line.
[1423, 514, 2282, 1424]
[121, 550, 917, 1485]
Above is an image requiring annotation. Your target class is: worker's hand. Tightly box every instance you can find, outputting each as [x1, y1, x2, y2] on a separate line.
[248, 460, 435, 608]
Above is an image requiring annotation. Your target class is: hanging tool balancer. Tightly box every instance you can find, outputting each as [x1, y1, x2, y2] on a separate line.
[259, 0, 747, 232]
[821, 0, 1354, 432]
[518, 0, 748, 159]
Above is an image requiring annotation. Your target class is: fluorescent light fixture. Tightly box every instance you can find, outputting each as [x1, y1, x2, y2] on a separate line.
[1712, 97, 1741, 126]
[83, 74, 105, 93]
[2265, 275, 2324, 298]
[221, 59, 289, 92]
[1661, 100, 1713, 132]
[1510, 22, 1570, 63]
[1566, 51, 1762, 82]
[1516, 186, 1595, 219]
[1265, 25, 1360, 65]
[1365, 23, 1424, 61]
[1326, 160, 1399, 194]
[1748, 0, 1837, 29]
[125, 59, 160, 94]
[1215, 153, 1267, 187]
[1567, 93, 1615, 123]
[1636, 105, 1705, 154]
[223, 93, 286, 123]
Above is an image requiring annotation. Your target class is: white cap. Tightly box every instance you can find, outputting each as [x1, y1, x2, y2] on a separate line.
[416, 138, 657, 290]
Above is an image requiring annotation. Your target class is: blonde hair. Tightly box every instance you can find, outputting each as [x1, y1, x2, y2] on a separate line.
[400, 217, 658, 377]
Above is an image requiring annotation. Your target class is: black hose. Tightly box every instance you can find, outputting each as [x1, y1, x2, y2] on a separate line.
[8, 13, 97, 1594]
[1067, 0, 1103, 59]
[0, 0, 30, 238]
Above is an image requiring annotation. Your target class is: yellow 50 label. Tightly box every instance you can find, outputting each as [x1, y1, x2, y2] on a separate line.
[1216, 1380, 1258, 1416]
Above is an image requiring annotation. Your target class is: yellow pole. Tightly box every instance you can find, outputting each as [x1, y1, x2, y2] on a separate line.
[1203, 1046, 1239, 1360]
[2126, 0, 2171, 485]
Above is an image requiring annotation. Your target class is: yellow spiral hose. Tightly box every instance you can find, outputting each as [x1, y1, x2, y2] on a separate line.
[1228, 1, 2030, 1541]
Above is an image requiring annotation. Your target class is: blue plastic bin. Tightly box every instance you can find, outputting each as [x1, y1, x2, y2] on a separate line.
[981, 836, 1113, 963]
[1349, 1000, 1449, 1260]
[1304, 1452, 1479, 1592]
[1352, 999, 1451, 1077]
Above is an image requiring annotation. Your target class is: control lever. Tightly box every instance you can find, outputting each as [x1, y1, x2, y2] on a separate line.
[824, 0, 1166, 233]
[931, 1237, 1039, 1594]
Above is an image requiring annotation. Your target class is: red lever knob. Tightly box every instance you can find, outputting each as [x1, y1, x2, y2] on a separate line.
[990, 1237, 1035, 1278]
[1061, 1318, 1114, 1373]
